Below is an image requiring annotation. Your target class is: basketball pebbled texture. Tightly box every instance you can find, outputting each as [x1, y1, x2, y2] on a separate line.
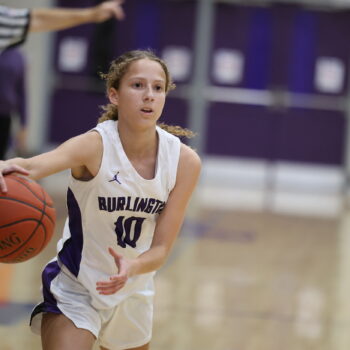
[0, 174, 56, 263]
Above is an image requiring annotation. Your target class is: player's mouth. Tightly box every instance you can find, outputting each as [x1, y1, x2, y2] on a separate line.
[141, 107, 153, 114]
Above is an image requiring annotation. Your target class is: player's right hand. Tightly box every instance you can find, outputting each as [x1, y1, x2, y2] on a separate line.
[0, 161, 29, 193]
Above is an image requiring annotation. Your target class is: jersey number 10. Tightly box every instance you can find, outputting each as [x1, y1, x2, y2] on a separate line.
[114, 216, 146, 248]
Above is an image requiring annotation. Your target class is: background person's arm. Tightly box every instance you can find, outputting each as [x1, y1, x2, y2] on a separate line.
[29, 0, 125, 33]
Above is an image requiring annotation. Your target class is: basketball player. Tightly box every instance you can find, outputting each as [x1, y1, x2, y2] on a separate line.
[0, 50, 201, 350]
[0, 0, 125, 52]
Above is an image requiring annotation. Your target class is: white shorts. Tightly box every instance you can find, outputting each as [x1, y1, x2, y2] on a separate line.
[30, 260, 154, 350]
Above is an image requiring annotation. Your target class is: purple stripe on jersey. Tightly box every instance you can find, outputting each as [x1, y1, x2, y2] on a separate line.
[30, 260, 61, 325]
[58, 187, 83, 277]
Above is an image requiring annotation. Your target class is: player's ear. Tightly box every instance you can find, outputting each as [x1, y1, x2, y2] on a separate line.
[108, 87, 119, 106]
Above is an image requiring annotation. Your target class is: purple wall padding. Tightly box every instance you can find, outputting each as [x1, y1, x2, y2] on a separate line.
[206, 102, 346, 165]
[314, 11, 350, 96]
[49, 89, 107, 143]
[210, 5, 251, 88]
[50, 1, 195, 144]
[161, 96, 189, 129]
[49, 91, 188, 145]
[50, 2, 350, 166]
[211, 5, 274, 90]
[206, 103, 277, 159]
[269, 5, 298, 88]
[288, 10, 317, 93]
[274, 108, 346, 165]
[157, 1, 196, 85]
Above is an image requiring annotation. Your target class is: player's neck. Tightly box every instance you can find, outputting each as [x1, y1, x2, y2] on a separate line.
[117, 123, 158, 160]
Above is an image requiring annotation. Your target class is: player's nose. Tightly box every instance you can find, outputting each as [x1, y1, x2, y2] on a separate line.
[143, 86, 155, 101]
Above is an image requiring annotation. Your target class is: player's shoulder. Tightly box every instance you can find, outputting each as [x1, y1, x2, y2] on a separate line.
[63, 130, 102, 157]
[179, 143, 201, 171]
[71, 129, 102, 145]
[87, 128, 103, 142]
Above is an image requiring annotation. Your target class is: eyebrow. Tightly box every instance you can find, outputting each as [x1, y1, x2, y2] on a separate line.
[128, 76, 165, 83]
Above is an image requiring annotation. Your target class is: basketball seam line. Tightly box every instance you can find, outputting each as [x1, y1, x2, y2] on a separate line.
[0, 198, 49, 260]
[0, 190, 49, 261]
[0, 197, 55, 224]
[0, 219, 47, 259]
[9, 176, 54, 208]
[0, 177, 53, 262]
[37, 187, 48, 256]
[0, 217, 41, 229]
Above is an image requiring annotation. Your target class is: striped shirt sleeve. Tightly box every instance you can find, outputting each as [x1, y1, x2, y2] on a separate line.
[0, 6, 30, 51]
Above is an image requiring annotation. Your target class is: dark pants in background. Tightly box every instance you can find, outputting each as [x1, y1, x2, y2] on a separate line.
[0, 114, 11, 160]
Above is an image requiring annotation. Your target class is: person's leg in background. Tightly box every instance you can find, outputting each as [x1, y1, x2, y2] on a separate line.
[0, 114, 11, 160]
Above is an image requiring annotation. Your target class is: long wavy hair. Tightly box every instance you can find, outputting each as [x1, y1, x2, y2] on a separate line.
[98, 49, 195, 138]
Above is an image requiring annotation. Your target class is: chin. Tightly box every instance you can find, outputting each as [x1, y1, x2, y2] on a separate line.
[134, 118, 158, 131]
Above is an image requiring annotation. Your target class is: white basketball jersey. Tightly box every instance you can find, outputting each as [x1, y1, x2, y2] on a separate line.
[55, 120, 181, 309]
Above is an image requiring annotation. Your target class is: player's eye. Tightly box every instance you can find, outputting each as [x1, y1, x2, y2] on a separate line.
[155, 85, 164, 92]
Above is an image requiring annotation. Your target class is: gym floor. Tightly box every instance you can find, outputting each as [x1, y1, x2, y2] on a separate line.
[1, 178, 350, 350]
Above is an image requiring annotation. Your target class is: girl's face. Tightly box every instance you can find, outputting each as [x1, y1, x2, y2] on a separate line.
[109, 58, 167, 130]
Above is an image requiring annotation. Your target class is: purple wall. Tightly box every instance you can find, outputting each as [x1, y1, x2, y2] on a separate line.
[50, 0, 195, 144]
[49, 1, 350, 166]
[206, 103, 276, 159]
[206, 4, 349, 165]
[49, 90, 107, 143]
[274, 108, 346, 165]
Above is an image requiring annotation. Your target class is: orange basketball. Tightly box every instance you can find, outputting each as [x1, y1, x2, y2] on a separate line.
[0, 174, 56, 263]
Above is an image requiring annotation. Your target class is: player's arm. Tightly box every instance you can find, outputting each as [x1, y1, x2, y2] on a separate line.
[29, 0, 125, 33]
[96, 144, 201, 295]
[132, 145, 201, 273]
[0, 131, 102, 193]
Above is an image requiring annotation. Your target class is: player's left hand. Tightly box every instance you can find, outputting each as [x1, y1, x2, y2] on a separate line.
[96, 247, 131, 295]
[93, 0, 125, 22]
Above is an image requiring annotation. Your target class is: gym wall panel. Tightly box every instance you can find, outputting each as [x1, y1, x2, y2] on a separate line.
[245, 7, 273, 90]
[206, 103, 276, 159]
[49, 0, 196, 144]
[205, 3, 349, 167]
[49, 1, 350, 169]
[161, 96, 189, 132]
[157, 1, 196, 85]
[269, 5, 298, 88]
[49, 90, 107, 143]
[274, 109, 346, 165]
[210, 5, 274, 90]
[288, 10, 317, 93]
[314, 11, 350, 96]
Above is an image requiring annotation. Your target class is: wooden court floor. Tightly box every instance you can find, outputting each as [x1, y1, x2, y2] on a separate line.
[1, 187, 350, 350]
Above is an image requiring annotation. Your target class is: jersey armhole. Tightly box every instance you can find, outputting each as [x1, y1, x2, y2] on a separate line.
[168, 138, 181, 192]
[70, 129, 105, 184]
